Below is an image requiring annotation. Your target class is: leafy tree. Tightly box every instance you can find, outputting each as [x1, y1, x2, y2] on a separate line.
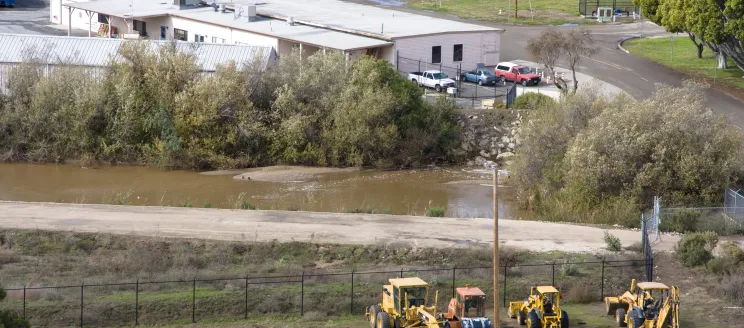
[526, 29, 597, 95]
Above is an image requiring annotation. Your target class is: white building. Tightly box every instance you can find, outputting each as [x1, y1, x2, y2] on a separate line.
[50, 0, 503, 70]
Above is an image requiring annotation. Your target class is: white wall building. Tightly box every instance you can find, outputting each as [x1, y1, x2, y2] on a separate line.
[51, 0, 503, 70]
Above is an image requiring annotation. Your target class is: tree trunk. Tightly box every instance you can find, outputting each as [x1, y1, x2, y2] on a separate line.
[717, 52, 729, 69]
[571, 68, 579, 93]
[697, 43, 704, 59]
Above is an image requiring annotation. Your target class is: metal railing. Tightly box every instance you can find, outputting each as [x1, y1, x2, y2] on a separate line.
[2, 258, 650, 327]
[578, 0, 638, 17]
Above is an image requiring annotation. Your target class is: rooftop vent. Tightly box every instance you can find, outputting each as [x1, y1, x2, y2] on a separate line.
[246, 5, 256, 21]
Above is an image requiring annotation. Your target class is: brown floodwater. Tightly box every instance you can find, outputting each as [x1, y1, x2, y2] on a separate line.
[0, 163, 531, 219]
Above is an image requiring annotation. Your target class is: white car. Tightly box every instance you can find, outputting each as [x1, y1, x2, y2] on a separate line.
[408, 70, 456, 92]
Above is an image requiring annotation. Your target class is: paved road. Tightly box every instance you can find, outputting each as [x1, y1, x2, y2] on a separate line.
[499, 23, 744, 130]
[0, 201, 681, 252]
[0, 0, 87, 36]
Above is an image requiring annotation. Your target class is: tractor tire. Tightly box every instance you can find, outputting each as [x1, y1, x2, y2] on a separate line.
[561, 310, 569, 328]
[517, 310, 526, 325]
[394, 317, 402, 328]
[528, 310, 541, 328]
[630, 315, 645, 328]
[368, 305, 381, 328]
[376, 311, 392, 328]
[615, 308, 627, 327]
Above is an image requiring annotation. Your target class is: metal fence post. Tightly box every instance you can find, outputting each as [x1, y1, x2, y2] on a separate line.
[600, 260, 605, 301]
[551, 262, 556, 286]
[301, 271, 305, 317]
[400, 268, 404, 278]
[135, 279, 139, 326]
[22, 284, 26, 320]
[350, 270, 355, 315]
[244, 277, 249, 319]
[80, 282, 84, 328]
[192, 278, 196, 323]
[502, 265, 507, 308]
[452, 266, 456, 298]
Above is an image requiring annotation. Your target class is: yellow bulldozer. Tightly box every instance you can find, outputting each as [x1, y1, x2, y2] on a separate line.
[508, 286, 569, 328]
[367, 277, 448, 328]
[604, 279, 680, 328]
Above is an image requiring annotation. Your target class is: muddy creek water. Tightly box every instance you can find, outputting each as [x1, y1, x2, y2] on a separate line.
[0, 164, 531, 219]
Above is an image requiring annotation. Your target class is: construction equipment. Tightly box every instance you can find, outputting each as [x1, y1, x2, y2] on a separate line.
[366, 277, 447, 328]
[508, 286, 569, 328]
[445, 285, 493, 328]
[604, 279, 680, 328]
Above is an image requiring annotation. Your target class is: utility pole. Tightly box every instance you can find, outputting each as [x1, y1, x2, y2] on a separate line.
[514, 0, 518, 19]
[493, 167, 500, 327]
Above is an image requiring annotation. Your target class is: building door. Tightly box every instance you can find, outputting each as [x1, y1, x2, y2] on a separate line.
[160, 26, 168, 40]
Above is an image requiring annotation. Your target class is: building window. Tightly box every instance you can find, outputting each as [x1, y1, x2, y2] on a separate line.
[174, 28, 187, 41]
[97, 15, 108, 24]
[453, 44, 463, 62]
[431, 46, 441, 64]
[133, 20, 147, 37]
[194, 34, 205, 42]
[160, 26, 168, 40]
[212, 36, 226, 43]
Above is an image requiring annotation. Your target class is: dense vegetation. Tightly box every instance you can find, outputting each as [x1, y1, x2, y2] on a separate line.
[513, 82, 743, 227]
[0, 42, 460, 170]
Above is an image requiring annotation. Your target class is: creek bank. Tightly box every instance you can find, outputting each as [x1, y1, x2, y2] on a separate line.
[456, 109, 523, 167]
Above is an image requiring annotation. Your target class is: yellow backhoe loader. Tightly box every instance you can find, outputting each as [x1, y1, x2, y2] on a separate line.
[604, 279, 680, 328]
[508, 286, 569, 328]
[366, 277, 448, 328]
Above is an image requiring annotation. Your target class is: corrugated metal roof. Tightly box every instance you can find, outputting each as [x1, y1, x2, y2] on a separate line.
[0, 34, 276, 71]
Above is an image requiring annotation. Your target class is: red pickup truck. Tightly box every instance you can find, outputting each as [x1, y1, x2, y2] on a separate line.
[494, 62, 541, 86]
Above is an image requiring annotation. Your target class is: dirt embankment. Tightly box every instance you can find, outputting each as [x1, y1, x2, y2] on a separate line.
[0, 201, 679, 253]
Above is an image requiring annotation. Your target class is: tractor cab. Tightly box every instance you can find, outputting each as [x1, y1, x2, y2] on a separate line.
[370, 277, 446, 328]
[529, 286, 562, 315]
[384, 277, 431, 314]
[633, 282, 670, 320]
[445, 285, 492, 328]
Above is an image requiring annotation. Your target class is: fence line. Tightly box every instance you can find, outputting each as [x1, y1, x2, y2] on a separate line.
[5, 258, 651, 327]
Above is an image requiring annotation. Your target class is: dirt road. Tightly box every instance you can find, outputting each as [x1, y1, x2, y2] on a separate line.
[0, 201, 679, 252]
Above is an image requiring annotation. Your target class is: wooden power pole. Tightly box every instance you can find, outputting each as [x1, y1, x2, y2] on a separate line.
[514, 0, 518, 19]
[493, 167, 499, 327]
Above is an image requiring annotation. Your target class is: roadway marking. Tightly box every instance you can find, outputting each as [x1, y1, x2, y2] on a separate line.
[582, 55, 624, 70]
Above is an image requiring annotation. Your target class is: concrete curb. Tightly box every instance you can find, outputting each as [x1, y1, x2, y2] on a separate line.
[617, 35, 640, 54]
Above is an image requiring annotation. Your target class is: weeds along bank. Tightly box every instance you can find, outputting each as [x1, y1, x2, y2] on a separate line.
[0, 42, 460, 170]
[512, 82, 743, 228]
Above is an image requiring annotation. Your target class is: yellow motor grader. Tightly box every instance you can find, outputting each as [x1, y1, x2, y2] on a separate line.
[366, 277, 447, 328]
[508, 286, 569, 328]
[604, 279, 680, 328]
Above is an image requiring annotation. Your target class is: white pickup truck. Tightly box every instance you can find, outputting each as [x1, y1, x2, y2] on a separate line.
[408, 70, 456, 92]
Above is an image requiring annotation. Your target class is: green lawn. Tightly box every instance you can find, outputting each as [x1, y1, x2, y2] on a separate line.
[404, 0, 591, 25]
[624, 37, 744, 90]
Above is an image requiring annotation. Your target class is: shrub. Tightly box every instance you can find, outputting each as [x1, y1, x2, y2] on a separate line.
[178, 200, 193, 208]
[722, 241, 744, 264]
[513, 92, 557, 110]
[560, 260, 579, 276]
[659, 210, 700, 233]
[202, 202, 212, 208]
[675, 231, 719, 267]
[238, 200, 256, 210]
[564, 283, 594, 303]
[719, 270, 744, 306]
[604, 231, 622, 252]
[624, 242, 643, 253]
[0, 287, 30, 328]
[427, 206, 446, 217]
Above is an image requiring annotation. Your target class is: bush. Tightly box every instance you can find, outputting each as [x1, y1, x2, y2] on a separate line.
[564, 283, 594, 303]
[0, 44, 461, 170]
[427, 206, 446, 217]
[0, 287, 30, 328]
[604, 231, 622, 252]
[719, 270, 744, 306]
[675, 231, 718, 267]
[659, 210, 700, 233]
[513, 92, 557, 110]
[560, 260, 579, 276]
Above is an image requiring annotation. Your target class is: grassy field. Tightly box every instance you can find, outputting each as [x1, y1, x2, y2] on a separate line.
[624, 37, 744, 92]
[403, 0, 591, 25]
[0, 229, 738, 327]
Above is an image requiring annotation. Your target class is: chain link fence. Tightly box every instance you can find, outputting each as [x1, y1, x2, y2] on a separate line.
[0, 258, 650, 327]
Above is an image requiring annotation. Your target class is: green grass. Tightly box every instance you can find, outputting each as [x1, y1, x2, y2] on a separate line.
[404, 0, 592, 25]
[624, 37, 744, 90]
